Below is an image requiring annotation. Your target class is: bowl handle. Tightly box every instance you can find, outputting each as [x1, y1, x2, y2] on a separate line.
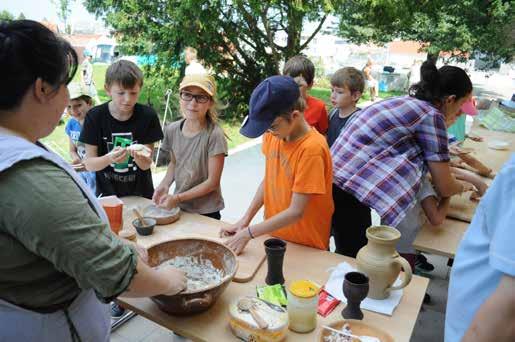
[389, 255, 412, 291]
[181, 293, 213, 310]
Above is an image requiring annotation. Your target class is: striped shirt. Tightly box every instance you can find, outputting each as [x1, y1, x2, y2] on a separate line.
[331, 96, 449, 226]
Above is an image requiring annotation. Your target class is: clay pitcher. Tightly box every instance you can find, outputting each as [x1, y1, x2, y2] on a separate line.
[356, 226, 412, 299]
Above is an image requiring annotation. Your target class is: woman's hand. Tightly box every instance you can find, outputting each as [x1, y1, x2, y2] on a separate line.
[156, 265, 187, 296]
[224, 228, 252, 255]
[459, 181, 477, 194]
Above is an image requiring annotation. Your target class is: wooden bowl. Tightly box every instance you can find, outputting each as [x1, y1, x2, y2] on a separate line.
[142, 204, 181, 225]
[318, 320, 394, 342]
[148, 238, 238, 315]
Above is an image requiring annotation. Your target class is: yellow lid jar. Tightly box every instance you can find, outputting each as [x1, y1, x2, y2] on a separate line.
[287, 280, 319, 333]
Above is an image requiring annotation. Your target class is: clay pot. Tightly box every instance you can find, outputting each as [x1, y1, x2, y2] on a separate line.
[341, 272, 369, 320]
[356, 226, 412, 299]
[147, 238, 238, 315]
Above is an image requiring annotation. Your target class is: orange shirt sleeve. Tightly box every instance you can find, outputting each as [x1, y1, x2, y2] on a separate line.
[292, 153, 327, 195]
[317, 103, 329, 134]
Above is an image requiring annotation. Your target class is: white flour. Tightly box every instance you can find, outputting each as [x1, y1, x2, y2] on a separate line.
[162, 256, 223, 291]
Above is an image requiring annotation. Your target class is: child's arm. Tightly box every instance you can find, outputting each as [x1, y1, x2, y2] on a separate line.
[421, 195, 451, 226]
[224, 192, 310, 255]
[220, 180, 265, 237]
[451, 167, 488, 196]
[159, 154, 225, 209]
[153, 154, 176, 204]
[83, 144, 127, 172]
[68, 137, 81, 164]
[129, 143, 154, 171]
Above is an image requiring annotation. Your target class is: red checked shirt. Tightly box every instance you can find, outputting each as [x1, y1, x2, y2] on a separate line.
[330, 96, 449, 226]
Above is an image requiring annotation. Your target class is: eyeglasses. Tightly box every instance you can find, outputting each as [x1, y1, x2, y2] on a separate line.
[180, 91, 211, 104]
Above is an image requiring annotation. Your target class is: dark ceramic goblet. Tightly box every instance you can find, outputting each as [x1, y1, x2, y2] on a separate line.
[342, 271, 369, 320]
[264, 238, 286, 285]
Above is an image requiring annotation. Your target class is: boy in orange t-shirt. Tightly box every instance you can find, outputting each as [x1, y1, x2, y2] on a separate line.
[220, 76, 334, 254]
[283, 55, 328, 134]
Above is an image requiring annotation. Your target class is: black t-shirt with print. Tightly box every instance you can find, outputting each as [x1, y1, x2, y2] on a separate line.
[79, 102, 163, 199]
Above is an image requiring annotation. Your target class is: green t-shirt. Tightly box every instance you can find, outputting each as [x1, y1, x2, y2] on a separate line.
[0, 158, 138, 310]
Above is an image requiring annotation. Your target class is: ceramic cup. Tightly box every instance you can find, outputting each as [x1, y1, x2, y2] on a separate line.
[342, 271, 369, 320]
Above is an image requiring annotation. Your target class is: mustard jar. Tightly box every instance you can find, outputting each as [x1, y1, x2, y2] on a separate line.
[287, 280, 319, 333]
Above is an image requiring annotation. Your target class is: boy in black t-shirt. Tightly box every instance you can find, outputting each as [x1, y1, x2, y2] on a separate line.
[327, 67, 365, 256]
[326, 67, 364, 147]
[79, 60, 163, 319]
[80, 60, 163, 200]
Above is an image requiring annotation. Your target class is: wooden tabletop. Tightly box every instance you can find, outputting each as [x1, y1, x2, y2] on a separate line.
[118, 241, 429, 342]
[120, 196, 266, 283]
[414, 119, 514, 257]
[413, 218, 469, 258]
[462, 120, 515, 174]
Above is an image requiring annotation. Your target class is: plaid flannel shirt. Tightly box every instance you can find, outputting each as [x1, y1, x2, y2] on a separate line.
[331, 96, 449, 226]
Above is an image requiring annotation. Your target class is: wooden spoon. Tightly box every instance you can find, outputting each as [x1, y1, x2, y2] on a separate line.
[132, 208, 145, 226]
[237, 298, 268, 329]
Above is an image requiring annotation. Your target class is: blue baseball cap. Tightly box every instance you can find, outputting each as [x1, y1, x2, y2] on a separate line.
[240, 75, 300, 138]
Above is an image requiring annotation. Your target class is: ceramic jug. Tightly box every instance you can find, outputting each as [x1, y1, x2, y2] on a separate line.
[356, 226, 412, 299]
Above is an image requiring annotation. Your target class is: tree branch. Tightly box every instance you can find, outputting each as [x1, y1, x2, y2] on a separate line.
[299, 14, 328, 51]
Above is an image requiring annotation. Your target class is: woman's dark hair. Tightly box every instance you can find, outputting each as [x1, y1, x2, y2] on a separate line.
[409, 60, 472, 104]
[0, 20, 78, 111]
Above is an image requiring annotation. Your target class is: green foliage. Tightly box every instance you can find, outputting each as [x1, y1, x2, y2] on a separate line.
[0, 10, 14, 21]
[335, 0, 514, 63]
[83, 0, 337, 120]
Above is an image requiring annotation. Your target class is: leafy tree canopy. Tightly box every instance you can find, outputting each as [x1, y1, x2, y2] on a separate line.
[335, 0, 514, 62]
[84, 0, 514, 117]
[84, 0, 336, 117]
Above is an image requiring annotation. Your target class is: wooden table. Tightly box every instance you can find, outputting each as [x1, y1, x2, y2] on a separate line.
[414, 119, 514, 257]
[119, 241, 428, 342]
[413, 218, 469, 258]
[462, 120, 515, 174]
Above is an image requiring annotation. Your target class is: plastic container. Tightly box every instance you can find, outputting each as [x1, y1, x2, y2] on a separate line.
[98, 196, 124, 234]
[229, 297, 288, 342]
[447, 115, 466, 142]
[287, 280, 319, 333]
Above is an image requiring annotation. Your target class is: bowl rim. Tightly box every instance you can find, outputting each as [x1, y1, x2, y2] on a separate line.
[132, 217, 157, 228]
[149, 237, 239, 295]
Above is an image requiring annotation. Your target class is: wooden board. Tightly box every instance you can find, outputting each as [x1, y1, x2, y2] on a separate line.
[118, 242, 429, 342]
[120, 196, 265, 283]
[447, 192, 478, 222]
[413, 218, 469, 258]
[462, 120, 515, 174]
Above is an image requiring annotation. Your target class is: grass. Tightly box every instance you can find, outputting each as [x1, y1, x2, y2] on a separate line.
[309, 87, 406, 108]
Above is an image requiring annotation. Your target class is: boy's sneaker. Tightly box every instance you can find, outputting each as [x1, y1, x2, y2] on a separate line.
[415, 254, 435, 272]
[111, 302, 125, 318]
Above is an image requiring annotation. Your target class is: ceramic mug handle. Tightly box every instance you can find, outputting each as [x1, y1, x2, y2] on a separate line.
[389, 256, 413, 291]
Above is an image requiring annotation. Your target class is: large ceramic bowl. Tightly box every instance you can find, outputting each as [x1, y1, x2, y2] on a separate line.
[148, 238, 238, 315]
